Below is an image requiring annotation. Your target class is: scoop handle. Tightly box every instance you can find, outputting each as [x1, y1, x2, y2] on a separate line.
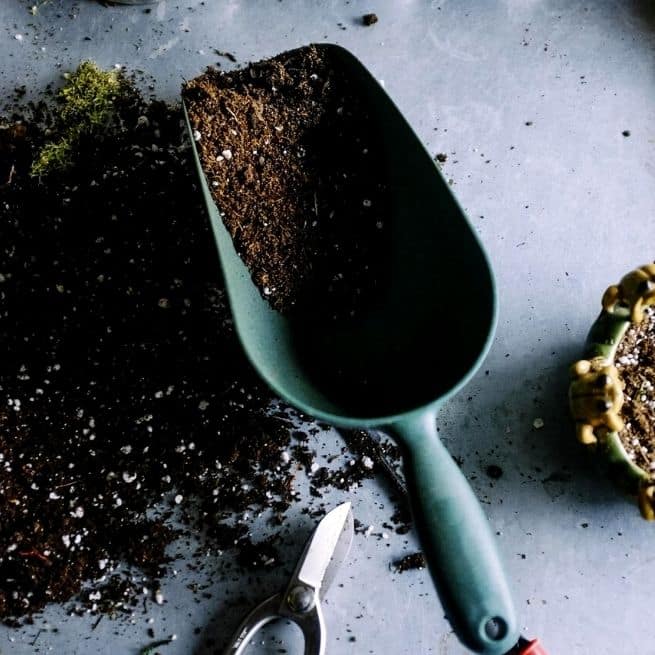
[390, 411, 517, 654]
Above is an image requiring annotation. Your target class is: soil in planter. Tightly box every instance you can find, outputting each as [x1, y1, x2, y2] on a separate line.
[615, 306, 655, 471]
[182, 45, 391, 318]
[0, 62, 407, 623]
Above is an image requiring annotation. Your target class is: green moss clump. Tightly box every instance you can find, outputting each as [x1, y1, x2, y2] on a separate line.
[31, 140, 74, 178]
[31, 61, 125, 177]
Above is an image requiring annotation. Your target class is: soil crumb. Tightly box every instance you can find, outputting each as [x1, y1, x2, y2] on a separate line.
[392, 552, 425, 573]
[485, 464, 503, 479]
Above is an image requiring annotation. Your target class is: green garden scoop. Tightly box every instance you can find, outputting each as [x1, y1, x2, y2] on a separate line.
[184, 43, 517, 654]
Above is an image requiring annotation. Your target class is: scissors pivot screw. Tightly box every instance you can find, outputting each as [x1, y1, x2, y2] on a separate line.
[286, 585, 315, 613]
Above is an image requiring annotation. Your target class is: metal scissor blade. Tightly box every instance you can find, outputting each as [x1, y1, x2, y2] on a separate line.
[318, 505, 354, 599]
[292, 502, 353, 594]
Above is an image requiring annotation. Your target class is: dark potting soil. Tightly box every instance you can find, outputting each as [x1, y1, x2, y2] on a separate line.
[182, 45, 390, 317]
[0, 87, 281, 619]
[615, 306, 655, 471]
[0, 64, 406, 624]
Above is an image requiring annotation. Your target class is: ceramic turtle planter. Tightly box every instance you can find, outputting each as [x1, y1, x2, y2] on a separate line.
[569, 263, 655, 520]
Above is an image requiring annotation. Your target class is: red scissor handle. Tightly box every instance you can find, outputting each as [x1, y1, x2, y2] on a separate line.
[516, 638, 548, 655]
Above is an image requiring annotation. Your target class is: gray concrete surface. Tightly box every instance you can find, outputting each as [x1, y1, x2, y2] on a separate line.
[1, 1, 655, 653]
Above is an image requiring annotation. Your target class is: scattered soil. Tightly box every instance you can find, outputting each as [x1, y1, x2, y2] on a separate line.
[0, 78, 284, 620]
[182, 45, 390, 317]
[0, 63, 407, 624]
[615, 306, 655, 472]
[362, 13, 379, 26]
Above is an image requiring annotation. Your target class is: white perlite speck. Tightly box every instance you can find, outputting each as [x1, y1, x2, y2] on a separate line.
[533, 418, 544, 429]
[361, 456, 374, 469]
[221, 149, 233, 160]
[155, 590, 164, 605]
[122, 471, 137, 484]
[193, 130, 202, 142]
[174, 494, 183, 504]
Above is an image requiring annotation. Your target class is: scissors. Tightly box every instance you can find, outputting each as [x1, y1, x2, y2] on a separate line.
[223, 502, 354, 655]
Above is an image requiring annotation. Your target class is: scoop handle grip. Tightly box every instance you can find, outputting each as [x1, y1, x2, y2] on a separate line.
[391, 412, 517, 654]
